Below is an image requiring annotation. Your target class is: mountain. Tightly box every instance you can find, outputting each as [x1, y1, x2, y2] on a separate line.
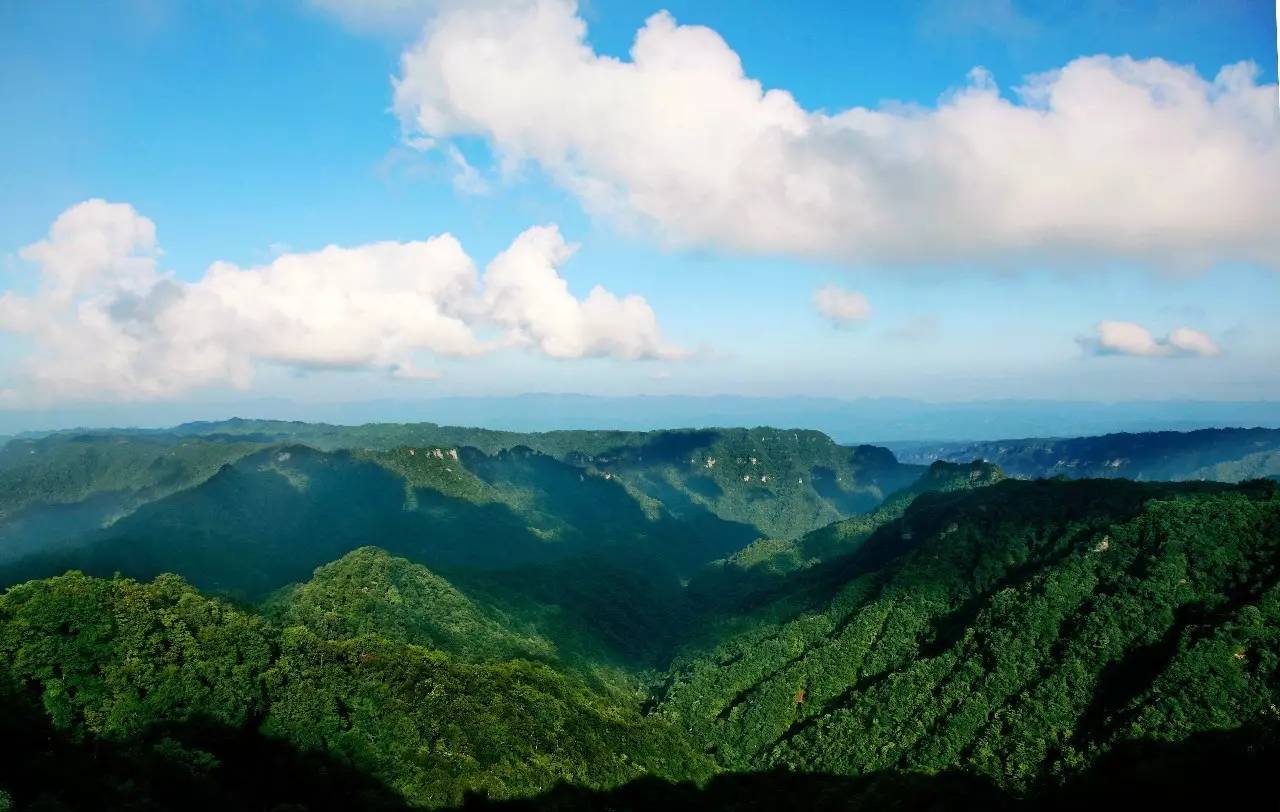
[1, 456, 1277, 808]
[0, 425, 921, 561]
[0, 430, 921, 667]
[0, 433, 262, 560]
[2, 419, 1278, 808]
[0, 433, 263, 515]
[262, 547, 555, 663]
[892, 427, 1280, 482]
[0, 565, 710, 810]
[655, 477, 1280, 795]
[154, 421, 924, 539]
[685, 461, 1006, 619]
[0, 427, 922, 580]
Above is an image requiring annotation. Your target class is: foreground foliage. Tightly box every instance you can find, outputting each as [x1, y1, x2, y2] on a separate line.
[0, 554, 711, 810]
[659, 478, 1280, 793]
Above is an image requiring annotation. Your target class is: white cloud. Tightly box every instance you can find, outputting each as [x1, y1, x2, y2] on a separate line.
[393, 0, 1280, 269]
[482, 225, 686, 360]
[17, 199, 159, 302]
[0, 199, 681, 401]
[813, 285, 872, 326]
[1082, 321, 1221, 358]
[1166, 326, 1222, 357]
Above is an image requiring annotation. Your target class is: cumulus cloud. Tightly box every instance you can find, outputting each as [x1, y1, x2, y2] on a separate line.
[392, 0, 1280, 269]
[813, 285, 872, 326]
[17, 198, 160, 302]
[1165, 327, 1222, 357]
[483, 225, 686, 360]
[1081, 321, 1221, 358]
[0, 199, 681, 401]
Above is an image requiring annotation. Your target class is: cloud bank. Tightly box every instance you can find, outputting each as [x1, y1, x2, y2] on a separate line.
[392, 0, 1280, 269]
[0, 200, 681, 401]
[1081, 321, 1221, 358]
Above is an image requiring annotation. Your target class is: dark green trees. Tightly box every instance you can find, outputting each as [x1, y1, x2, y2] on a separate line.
[658, 479, 1280, 794]
[0, 571, 272, 740]
[0, 553, 711, 809]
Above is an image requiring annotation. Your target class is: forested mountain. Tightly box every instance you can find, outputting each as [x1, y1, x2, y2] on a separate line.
[657, 477, 1280, 795]
[683, 461, 1006, 621]
[166, 421, 923, 539]
[1, 422, 1277, 809]
[262, 547, 555, 663]
[0, 424, 921, 560]
[0, 565, 711, 810]
[0, 434, 262, 559]
[0, 427, 919, 668]
[2, 474, 1276, 810]
[894, 427, 1280, 482]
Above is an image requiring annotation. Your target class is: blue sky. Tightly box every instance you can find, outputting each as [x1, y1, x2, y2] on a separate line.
[1, 0, 1277, 409]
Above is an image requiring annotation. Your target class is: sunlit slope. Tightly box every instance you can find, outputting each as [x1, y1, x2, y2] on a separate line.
[263, 546, 555, 662]
[657, 477, 1280, 793]
[0, 428, 923, 597]
[166, 421, 927, 539]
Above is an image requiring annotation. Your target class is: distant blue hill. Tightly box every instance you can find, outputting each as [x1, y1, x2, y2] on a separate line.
[2, 394, 1277, 443]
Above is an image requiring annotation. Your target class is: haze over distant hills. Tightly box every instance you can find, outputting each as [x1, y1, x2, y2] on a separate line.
[2, 395, 1278, 443]
[895, 427, 1280, 482]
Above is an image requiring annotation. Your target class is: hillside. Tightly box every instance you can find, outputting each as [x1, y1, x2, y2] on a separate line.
[0, 565, 711, 810]
[262, 547, 556, 663]
[2, 421, 1278, 808]
[1, 473, 1276, 809]
[0, 434, 263, 560]
[168, 421, 924, 540]
[894, 427, 1280, 482]
[0, 425, 922, 568]
[684, 461, 1006, 621]
[0, 444, 755, 595]
[655, 477, 1280, 795]
[0, 435, 916, 667]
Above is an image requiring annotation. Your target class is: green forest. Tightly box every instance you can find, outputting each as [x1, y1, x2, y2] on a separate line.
[0, 424, 1277, 810]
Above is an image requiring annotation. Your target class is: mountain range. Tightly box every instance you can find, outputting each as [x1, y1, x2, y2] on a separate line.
[0, 421, 1277, 809]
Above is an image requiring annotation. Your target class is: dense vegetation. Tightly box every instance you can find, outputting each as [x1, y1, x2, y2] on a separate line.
[658, 477, 1280, 795]
[0, 428, 926, 669]
[1, 421, 1277, 809]
[0, 554, 711, 810]
[262, 547, 554, 662]
[0, 434, 261, 560]
[686, 461, 1007, 618]
[0, 425, 920, 565]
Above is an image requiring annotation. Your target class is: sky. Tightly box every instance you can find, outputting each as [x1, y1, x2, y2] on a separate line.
[0, 0, 1277, 413]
